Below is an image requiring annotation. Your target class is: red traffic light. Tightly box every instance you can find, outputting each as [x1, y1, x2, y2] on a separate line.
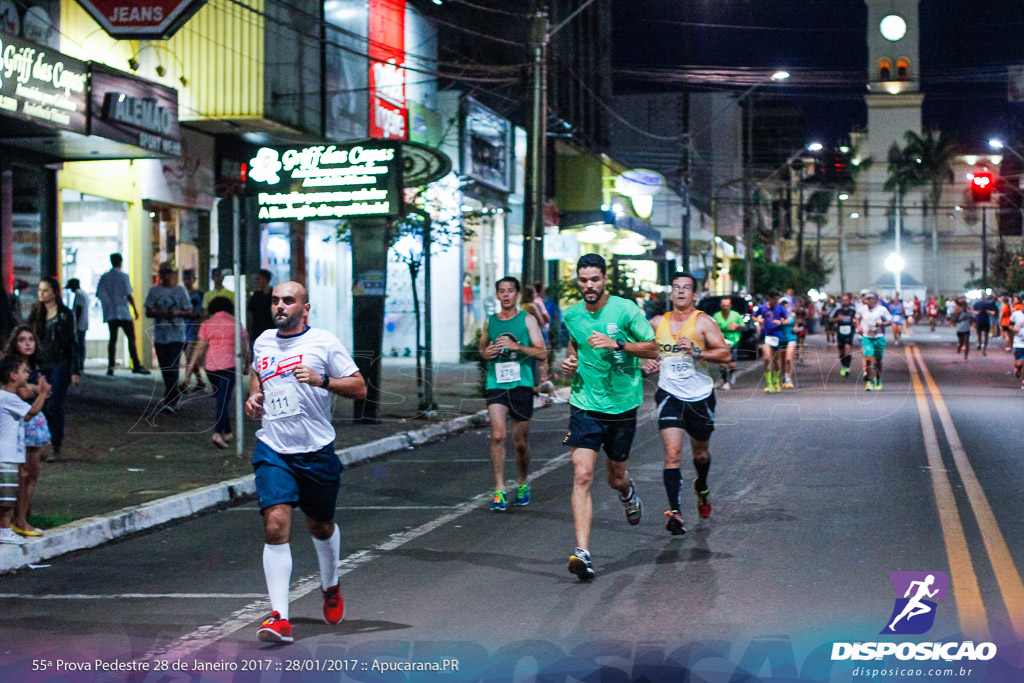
[971, 172, 993, 202]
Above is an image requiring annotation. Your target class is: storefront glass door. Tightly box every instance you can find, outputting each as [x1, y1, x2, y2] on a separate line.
[60, 189, 129, 364]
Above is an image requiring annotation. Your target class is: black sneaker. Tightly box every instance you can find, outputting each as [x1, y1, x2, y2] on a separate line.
[568, 549, 595, 581]
[106, 368, 115, 376]
[664, 510, 686, 535]
[132, 366, 152, 375]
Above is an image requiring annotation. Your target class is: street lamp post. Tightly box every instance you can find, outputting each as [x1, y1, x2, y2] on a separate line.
[837, 192, 849, 293]
[711, 140, 812, 294]
[989, 138, 1024, 239]
[740, 70, 790, 293]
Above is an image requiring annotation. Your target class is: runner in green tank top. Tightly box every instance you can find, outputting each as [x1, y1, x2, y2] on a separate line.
[479, 277, 547, 512]
[560, 253, 658, 581]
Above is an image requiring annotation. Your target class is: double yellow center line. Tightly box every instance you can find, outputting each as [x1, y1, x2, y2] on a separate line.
[907, 346, 1024, 639]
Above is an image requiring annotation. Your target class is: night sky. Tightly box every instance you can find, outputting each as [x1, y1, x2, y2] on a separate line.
[611, 1, 1024, 149]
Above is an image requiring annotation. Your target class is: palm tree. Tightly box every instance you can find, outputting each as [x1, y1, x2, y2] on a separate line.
[893, 130, 958, 292]
[803, 188, 833, 264]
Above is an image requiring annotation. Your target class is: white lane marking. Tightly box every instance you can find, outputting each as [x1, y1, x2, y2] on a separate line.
[226, 505, 455, 511]
[0, 593, 267, 600]
[142, 451, 573, 663]
[375, 458, 563, 463]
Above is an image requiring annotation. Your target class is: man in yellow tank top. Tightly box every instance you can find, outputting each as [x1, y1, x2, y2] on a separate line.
[644, 272, 731, 535]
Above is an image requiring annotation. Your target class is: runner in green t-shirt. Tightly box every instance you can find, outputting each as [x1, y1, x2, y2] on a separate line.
[712, 298, 744, 390]
[479, 277, 547, 512]
[560, 253, 658, 581]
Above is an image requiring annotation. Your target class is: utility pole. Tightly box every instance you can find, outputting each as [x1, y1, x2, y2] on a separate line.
[524, 3, 549, 285]
[743, 96, 754, 293]
[231, 194, 244, 458]
[680, 181, 690, 274]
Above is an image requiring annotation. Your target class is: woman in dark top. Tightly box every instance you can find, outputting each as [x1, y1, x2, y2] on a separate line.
[27, 276, 81, 462]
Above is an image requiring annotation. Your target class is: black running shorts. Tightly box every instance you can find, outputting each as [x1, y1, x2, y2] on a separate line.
[563, 405, 637, 462]
[484, 386, 534, 422]
[655, 388, 716, 442]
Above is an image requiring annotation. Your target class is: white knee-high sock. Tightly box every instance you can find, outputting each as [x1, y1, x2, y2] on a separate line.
[263, 543, 292, 620]
[312, 524, 340, 590]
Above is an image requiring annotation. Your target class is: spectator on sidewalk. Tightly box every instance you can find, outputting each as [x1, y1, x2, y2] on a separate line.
[186, 296, 248, 449]
[248, 269, 275, 349]
[520, 285, 551, 388]
[66, 278, 89, 373]
[28, 277, 80, 463]
[534, 280, 559, 393]
[0, 355, 49, 545]
[181, 269, 207, 393]
[145, 263, 192, 415]
[95, 253, 149, 376]
[203, 268, 235, 309]
[3, 326, 51, 537]
[0, 287, 15, 343]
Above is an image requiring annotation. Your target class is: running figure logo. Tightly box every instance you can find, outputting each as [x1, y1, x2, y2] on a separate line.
[881, 571, 949, 635]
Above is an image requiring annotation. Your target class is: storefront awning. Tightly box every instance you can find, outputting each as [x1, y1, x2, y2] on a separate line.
[614, 216, 662, 246]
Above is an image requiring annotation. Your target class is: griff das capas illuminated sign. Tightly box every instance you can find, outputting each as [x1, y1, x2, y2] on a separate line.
[247, 142, 402, 221]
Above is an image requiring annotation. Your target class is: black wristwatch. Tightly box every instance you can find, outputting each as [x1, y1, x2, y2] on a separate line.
[320, 372, 330, 388]
[616, 338, 626, 351]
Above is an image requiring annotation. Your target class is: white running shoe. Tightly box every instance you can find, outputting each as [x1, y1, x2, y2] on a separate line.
[0, 529, 27, 545]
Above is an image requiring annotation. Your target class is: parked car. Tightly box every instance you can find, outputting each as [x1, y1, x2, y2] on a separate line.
[697, 294, 759, 360]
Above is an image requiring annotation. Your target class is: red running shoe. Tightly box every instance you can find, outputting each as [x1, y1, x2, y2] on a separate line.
[694, 479, 711, 519]
[257, 611, 293, 643]
[322, 584, 345, 624]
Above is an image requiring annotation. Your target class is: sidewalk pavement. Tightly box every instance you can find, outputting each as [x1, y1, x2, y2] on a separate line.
[0, 357, 569, 573]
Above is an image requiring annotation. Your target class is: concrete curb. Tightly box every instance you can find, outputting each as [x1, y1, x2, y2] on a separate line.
[0, 391, 567, 574]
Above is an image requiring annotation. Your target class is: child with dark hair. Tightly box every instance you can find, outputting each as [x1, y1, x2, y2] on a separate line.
[0, 355, 49, 544]
[2, 327, 52, 536]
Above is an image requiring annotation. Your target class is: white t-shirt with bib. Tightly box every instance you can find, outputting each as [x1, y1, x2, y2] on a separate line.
[252, 327, 359, 454]
[859, 305, 891, 339]
[1011, 310, 1024, 349]
[0, 389, 29, 464]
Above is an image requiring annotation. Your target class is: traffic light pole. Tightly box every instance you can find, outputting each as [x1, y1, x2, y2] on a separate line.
[982, 206, 988, 288]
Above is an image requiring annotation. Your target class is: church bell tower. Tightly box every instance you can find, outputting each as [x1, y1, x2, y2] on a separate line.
[864, 0, 923, 163]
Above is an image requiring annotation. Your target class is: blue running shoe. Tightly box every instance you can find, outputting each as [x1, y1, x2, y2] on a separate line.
[490, 490, 507, 512]
[514, 483, 531, 506]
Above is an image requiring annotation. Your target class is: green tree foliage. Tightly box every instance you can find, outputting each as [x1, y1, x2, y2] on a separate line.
[729, 248, 832, 295]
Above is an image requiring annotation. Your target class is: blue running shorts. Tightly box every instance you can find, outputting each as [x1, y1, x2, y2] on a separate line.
[253, 439, 341, 522]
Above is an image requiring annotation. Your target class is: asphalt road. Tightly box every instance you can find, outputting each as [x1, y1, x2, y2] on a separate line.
[2, 330, 1023, 683]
